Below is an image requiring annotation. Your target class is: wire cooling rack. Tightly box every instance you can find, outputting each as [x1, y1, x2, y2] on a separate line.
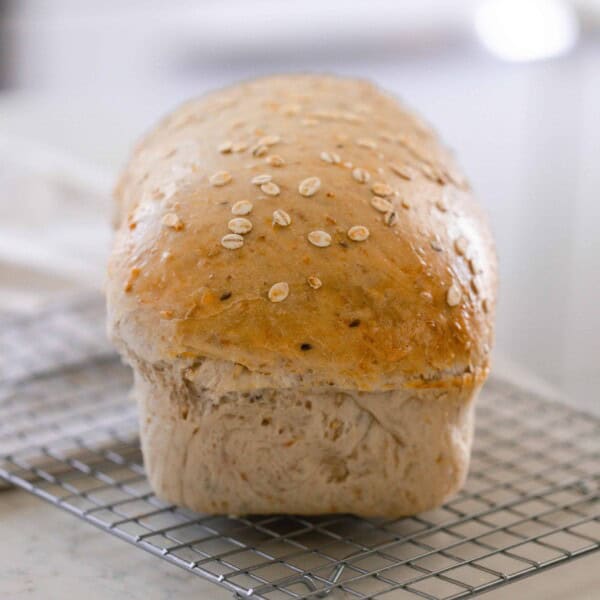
[1, 297, 598, 600]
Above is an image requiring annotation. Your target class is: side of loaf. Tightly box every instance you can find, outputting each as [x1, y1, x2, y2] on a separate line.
[107, 74, 497, 517]
[136, 361, 477, 516]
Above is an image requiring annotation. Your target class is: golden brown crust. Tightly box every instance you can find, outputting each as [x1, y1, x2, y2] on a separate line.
[107, 75, 497, 391]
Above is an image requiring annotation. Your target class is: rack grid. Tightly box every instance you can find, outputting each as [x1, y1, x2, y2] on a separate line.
[1, 296, 598, 599]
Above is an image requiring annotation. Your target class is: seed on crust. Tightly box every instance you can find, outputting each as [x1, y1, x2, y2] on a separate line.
[209, 170, 232, 187]
[268, 281, 289, 303]
[469, 257, 479, 275]
[384, 210, 398, 226]
[401, 197, 411, 209]
[446, 283, 462, 307]
[471, 276, 482, 295]
[347, 225, 370, 242]
[298, 177, 321, 197]
[420, 162, 440, 182]
[221, 233, 244, 250]
[161, 213, 183, 230]
[371, 196, 393, 213]
[436, 195, 449, 212]
[356, 138, 377, 149]
[251, 174, 272, 185]
[308, 230, 331, 247]
[261, 181, 281, 196]
[482, 298, 490, 313]
[152, 181, 177, 201]
[272, 209, 291, 227]
[257, 135, 280, 146]
[123, 267, 140, 292]
[454, 236, 468, 256]
[232, 141, 248, 153]
[371, 181, 394, 197]
[389, 163, 416, 180]
[251, 144, 268, 157]
[352, 167, 370, 183]
[307, 275, 322, 289]
[228, 217, 253, 234]
[320, 151, 341, 164]
[266, 154, 285, 167]
[231, 200, 253, 215]
[218, 140, 232, 154]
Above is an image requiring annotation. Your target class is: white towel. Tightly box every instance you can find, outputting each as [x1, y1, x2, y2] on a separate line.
[0, 136, 112, 316]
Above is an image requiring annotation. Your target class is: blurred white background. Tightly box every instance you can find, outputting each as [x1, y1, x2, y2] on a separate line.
[0, 0, 599, 410]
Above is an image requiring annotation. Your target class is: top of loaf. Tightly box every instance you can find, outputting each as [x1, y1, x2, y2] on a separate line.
[107, 74, 497, 392]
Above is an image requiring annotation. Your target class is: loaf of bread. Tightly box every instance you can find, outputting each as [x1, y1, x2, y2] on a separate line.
[107, 75, 497, 517]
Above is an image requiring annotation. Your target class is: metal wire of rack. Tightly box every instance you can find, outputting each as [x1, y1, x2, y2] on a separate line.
[1, 297, 598, 600]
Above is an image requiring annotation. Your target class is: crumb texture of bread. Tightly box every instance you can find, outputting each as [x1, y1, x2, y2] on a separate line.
[106, 74, 498, 516]
[135, 358, 476, 517]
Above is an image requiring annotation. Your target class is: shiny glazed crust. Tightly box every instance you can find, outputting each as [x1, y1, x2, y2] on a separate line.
[107, 74, 497, 392]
